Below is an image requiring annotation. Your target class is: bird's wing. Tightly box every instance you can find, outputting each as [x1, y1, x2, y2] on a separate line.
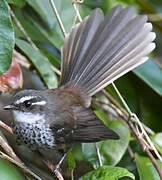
[69, 106, 119, 143]
[49, 103, 119, 144]
[47, 88, 119, 144]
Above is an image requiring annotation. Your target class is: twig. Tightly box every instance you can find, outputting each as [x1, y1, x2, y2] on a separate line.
[127, 146, 135, 160]
[0, 120, 41, 179]
[145, 149, 162, 179]
[51, 66, 61, 76]
[130, 113, 162, 162]
[10, 8, 61, 76]
[53, 169, 64, 180]
[0, 151, 42, 180]
[13, 50, 31, 68]
[95, 94, 162, 178]
[10, 9, 37, 50]
[0, 120, 13, 134]
[49, 0, 67, 37]
[95, 143, 103, 166]
[43, 160, 64, 180]
[71, 169, 74, 180]
[128, 121, 162, 179]
[102, 89, 128, 117]
[72, 3, 82, 22]
[111, 83, 132, 114]
[0, 135, 21, 163]
[72, 0, 84, 3]
[94, 98, 155, 135]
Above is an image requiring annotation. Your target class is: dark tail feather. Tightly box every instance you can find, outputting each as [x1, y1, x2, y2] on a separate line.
[60, 6, 155, 97]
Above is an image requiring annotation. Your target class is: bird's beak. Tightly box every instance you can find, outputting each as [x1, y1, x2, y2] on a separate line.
[3, 104, 15, 110]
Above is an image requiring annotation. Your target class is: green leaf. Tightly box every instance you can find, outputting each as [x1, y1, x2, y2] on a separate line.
[24, 0, 75, 48]
[16, 39, 58, 88]
[82, 118, 130, 166]
[6, 0, 26, 7]
[13, 9, 47, 42]
[25, 0, 57, 28]
[98, 119, 130, 166]
[134, 60, 162, 96]
[135, 154, 162, 180]
[82, 143, 99, 167]
[79, 166, 135, 180]
[152, 133, 162, 154]
[66, 150, 76, 171]
[0, 0, 14, 74]
[107, 75, 138, 112]
[0, 159, 25, 180]
[101, 0, 136, 12]
[26, 15, 62, 49]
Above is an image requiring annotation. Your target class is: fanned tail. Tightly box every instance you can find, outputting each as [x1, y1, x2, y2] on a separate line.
[60, 6, 155, 97]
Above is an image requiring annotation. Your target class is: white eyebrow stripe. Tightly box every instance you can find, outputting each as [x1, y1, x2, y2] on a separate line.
[31, 101, 46, 105]
[15, 96, 37, 104]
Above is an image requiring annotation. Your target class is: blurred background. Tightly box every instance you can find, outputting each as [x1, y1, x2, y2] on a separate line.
[0, 0, 162, 179]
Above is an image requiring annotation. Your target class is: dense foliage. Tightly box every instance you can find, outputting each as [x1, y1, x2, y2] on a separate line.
[0, 0, 162, 179]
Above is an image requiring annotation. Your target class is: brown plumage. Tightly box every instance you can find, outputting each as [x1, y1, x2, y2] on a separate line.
[4, 6, 155, 149]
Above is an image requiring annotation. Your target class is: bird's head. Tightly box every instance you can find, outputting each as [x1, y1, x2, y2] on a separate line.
[4, 90, 48, 124]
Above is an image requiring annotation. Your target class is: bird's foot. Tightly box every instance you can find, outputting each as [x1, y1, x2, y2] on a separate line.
[43, 153, 67, 180]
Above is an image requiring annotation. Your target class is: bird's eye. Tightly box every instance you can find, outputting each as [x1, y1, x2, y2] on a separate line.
[24, 100, 32, 108]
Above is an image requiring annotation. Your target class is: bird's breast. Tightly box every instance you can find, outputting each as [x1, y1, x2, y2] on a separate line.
[13, 122, 56, 150]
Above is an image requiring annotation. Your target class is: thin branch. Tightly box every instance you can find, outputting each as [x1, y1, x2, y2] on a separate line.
[43, 160, 64, 180]
[93, 99, 126, 123]
[130, 113, 162, 161]
[53, 169, 64, 180]
[111, 83, 132, 114]
[104, 86, 158, 156]
[127, 146, 134, 160]
[10, 8, 61, 76]
[0, 151, 42, 180]
[102, 89, 128, 117]
[0, 120, 13, 134]
[10, 9, 37, 50]
[145, 149, 162, 179]
[13, 50, 31, 68]
[51, 66, 61, 76]
[95, 93, 162, 178]
[128, 121, 162, 179]
[72, 0, 84, 3]
[0, 121, 41, 179]
[49, 0, 67, 37]
[72, 3, 82, 22]
[94, 98, 155, 135]
[0, 135, 21, 163]
[95, 143, 103, 166]
[71, 169, 74, 180]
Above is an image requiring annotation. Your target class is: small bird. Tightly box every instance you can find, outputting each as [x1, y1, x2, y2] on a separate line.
[4, 6, 155, 152]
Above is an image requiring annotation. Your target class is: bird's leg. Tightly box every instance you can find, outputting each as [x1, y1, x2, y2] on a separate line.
[54, 153, 67, 171]
[53, 153, 67, 180]
[43, 153, 67, 180]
